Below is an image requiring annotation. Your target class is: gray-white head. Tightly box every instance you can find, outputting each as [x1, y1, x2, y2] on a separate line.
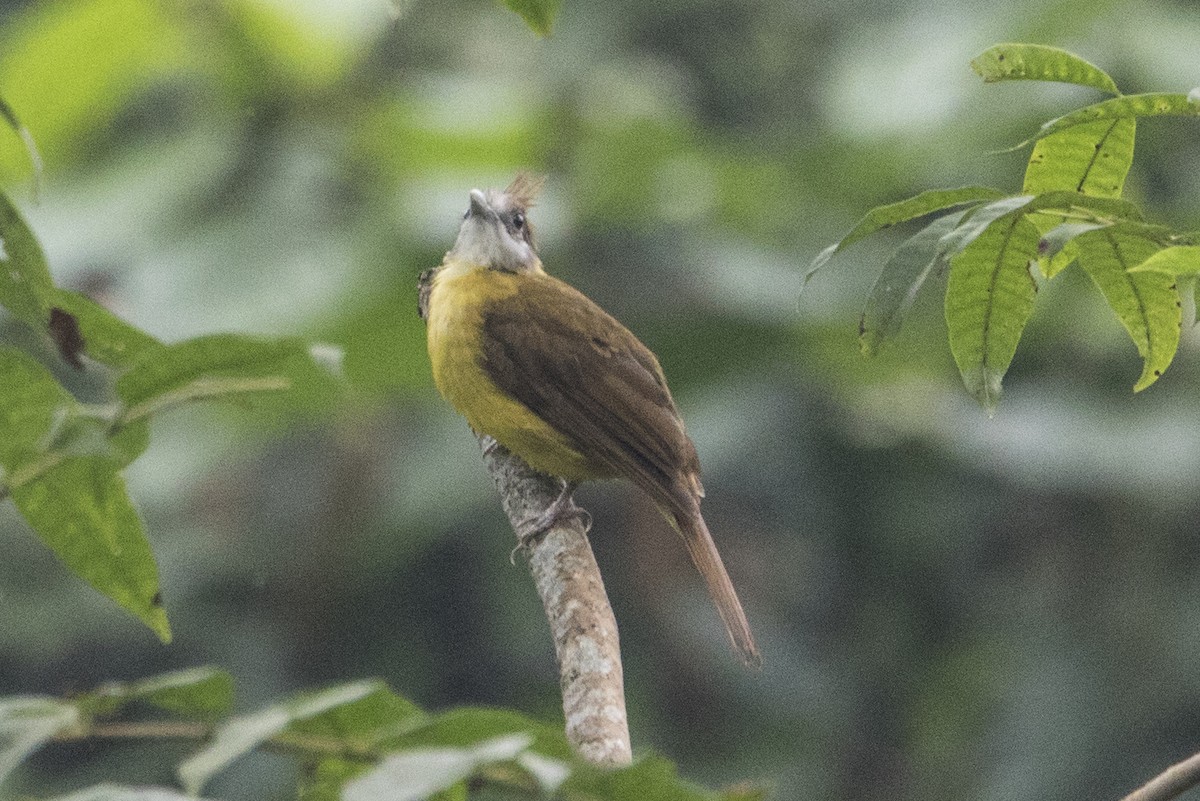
[449, 173, 545, 273]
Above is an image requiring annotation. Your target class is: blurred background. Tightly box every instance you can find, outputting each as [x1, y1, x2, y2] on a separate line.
[2, 0, 1200, 798]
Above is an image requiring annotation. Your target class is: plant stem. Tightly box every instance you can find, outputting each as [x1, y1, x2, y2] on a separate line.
[1121, 751, 1200, 801]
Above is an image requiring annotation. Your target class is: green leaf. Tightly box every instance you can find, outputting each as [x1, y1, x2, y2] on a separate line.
[108, 419, 151, 467]
[1028, 190, 1143, 221]
[85, 667, 235, 720]
[48, 289, 164, 369]
[1127, 245, 1200, 276]
[344, 735, 533, 801]
[0, 96, 43, 197]
[0, 189, 53, 326]
[300, 759, 374, 801]
[563, 753, 721, 801]
[0, 346, 71, 472]
[43, 784, 218, 801]
[10, 456, 169, 642]
[0, 696, 79, 783]
[116, 335, 336, 421]
[945, 215, 1042, 411]
[860, 211, 965, 356]
[117, 334, 298, 408]
[1023, 117, 1135, 197]
[806, 187, 1006, 283]
[971, 43, 1120, 94]
[1023, 93, 1200, 148]
[383, 707, 573, 762]
[178, 680, 383, 794]
[0, 194, 157, 368]
[287, 686, 424, 748]
[138, 669, 234, 719]
[1076, 228, 1182, 390]
[502, 0, 561, 36]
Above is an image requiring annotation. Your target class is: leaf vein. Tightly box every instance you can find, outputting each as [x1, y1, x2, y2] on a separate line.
[1076, 118, 1121, 193]
[979, 216, 1022, 369]
[1104, 228, 1153, 352]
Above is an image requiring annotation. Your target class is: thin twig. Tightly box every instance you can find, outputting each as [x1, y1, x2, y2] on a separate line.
[479, 436, 632, 768]
[56, 719, 378, 761]
[87, 720, 209, 740]
[1121, 751, 1200, 801]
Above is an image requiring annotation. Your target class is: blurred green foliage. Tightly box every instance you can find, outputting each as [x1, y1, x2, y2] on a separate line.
[1, 0, 1200, 800]
[2, 668, 752, 799]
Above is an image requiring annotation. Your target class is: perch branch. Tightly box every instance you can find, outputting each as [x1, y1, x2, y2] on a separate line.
[479, 435, 632, 768]
[1121, 750, 1200, 801]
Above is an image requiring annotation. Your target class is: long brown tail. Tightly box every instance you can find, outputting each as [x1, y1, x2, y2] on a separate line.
[674, 508, 761, 668]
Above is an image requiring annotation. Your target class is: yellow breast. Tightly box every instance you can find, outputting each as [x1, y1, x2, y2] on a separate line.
[426, 261, 597, 480]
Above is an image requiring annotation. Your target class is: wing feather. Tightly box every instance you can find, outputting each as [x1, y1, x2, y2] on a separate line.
[480, 274, 700, 511]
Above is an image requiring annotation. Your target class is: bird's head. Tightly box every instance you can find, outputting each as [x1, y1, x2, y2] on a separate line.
[449, 172, 545, 273]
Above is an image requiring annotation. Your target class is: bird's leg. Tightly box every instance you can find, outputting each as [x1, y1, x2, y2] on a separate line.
[511, 480, 592, 561]
[522, 480, 592, 540]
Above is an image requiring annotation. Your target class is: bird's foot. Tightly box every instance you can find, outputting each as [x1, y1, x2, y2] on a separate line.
[510, 481, 591, 563]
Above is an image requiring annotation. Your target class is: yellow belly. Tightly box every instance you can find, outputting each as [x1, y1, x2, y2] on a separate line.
[426, 263, 600, 481]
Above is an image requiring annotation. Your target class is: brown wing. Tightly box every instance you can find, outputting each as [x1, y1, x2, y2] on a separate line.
[480, 274, 701, 511]
[482, 273, 759, 667]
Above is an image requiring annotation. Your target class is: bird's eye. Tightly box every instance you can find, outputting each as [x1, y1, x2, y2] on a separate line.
[462, 208, 470, 220]
[512, 212, 525, 230]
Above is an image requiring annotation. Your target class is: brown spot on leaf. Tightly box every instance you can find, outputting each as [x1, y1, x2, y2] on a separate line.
[48, 307, 85, 369]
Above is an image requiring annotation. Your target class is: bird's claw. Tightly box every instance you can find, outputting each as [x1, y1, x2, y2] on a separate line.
[509, 481, 590, 563]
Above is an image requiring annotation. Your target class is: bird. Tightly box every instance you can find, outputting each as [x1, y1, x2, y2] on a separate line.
[421, 173, 760, 668]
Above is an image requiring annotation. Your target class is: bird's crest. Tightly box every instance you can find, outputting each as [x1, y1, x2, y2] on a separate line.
[504, 172, 546, 209]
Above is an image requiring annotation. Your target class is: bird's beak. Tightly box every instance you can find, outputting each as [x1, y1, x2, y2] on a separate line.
[468, 189, 491, 220]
